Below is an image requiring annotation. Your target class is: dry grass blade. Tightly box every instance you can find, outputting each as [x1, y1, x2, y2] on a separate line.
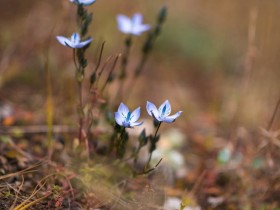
[10, 175, 25, 210]
[13, 193, 52, 210]
[0, 161, 43, 181]
[12, 173, 53, 210]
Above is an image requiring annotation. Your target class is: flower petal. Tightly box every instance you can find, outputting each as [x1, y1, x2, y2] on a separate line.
[132, 24, 150, 35]
[115, 112, 126, 126]
[162, 111, 183, 123]
[158, 100, 171, 117]
[80, 0, 96, 5]
[117, 15, 132, 34]
[56, 36, 72, 47]
[71, 33, 80, 45]
[69, 0, 96, 6]
[130, 121, 144, 127]
[132, 13, 143, 26]
[130, 107, 141, 123]
[146, 101, 161, 121]
[118, 102, 129, 117]
[75, 38, 93, 48]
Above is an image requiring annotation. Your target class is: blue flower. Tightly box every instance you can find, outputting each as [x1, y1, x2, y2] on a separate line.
[56, 32, 93, 49]
[146, 100, 182, 123]
[69, 0, 96, 6]
[117, 13, 151, 36]
[115, 103, 143, 128]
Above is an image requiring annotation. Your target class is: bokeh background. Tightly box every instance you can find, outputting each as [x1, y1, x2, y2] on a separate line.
[2, 0, 280, 208]
[1, 0, 280, 130]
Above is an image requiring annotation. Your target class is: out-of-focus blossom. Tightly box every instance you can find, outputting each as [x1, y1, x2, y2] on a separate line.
[115, 103, 143, 128]
[69, 0, 96, 6]
[117, 13, 150, 36]
[146, 100, 182, 123]
[56, 32, 93, 49]
[207, 196, 224, 207]
[163, 197, 201, 210]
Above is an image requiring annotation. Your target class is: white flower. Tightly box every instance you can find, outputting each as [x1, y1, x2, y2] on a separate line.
[163, 197, 201, 210]
[69, 0, 96, 6]
[146, 100, 182, 123]
[117, 13, 151, 36]
[115, 103, 143, 128]
[56, 32, 93, 49]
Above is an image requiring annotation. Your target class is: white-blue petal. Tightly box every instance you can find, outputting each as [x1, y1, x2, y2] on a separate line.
[130, 107, 141, 123]
[56, 36, 71, 47]
[115, 112, 126, 126]
[117, 15, 132, 34]
[132, 13, 143, 26]
[71, 33, 80, 45]
[130, 121, 144, 127]
[158, 100, 171, 117]
[79, 0, 96, 5]
[162, 111, 183, 123]
[75, 38, 93, 48]
[146, 101, 161, 121]
[118, 102, 129, 116]
[133, 24, 151, 35]
[69, 0, 96, 6]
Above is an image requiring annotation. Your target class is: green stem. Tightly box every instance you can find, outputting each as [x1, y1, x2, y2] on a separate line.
[116, 127, 126, 158]
[154, 122, 162, 138]
[145, 122, 162, 169]
[73, 49, 79, 70]
[133, 144, 142, 164]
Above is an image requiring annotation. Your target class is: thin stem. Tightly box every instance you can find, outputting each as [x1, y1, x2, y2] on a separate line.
[154, 121, 162, 139]
[133, 144, 142, 164]
[77, 81, 83, 143]
[134, 51, 148, 77]
[125, 53, 148, 101]
[116, 127, 126, 158]
[95, 55, 112, 89]
[73, 48, 83, 143]
[94, 41, 105, 74]
[101, 54, 120, 93]
[73, 49, 79, 70]
[145, 122, 162, 169]
[135, 158, 163, 176]
[267, 97, 280, 131]
[115, 35, 132, 102]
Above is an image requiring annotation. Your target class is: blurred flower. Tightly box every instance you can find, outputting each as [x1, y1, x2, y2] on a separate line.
[152, 149, 184, 170]
[207, 196, 224, 207]
[146, 100, 182, 123]
[115, 103, 143, 128]
[69, 0, 96, 6]
[163, 197, 201, 210]
[56, 32, 93, 48]
[117, 13, 151, 36]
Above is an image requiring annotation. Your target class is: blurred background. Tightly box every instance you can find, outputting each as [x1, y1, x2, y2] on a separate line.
[1, 0, 280, 130]
[2, 0, 280, 208]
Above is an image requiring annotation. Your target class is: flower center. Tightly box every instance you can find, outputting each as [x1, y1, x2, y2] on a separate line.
[161, 104, 167, 117]
[126, 111, 131, 123]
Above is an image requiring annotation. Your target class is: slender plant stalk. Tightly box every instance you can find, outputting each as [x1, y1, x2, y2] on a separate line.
[44, 27, 55, 161]
[133, 144, 142, 164]
[267, 97, 280, 131]
[116, 127, 126, 158]
[115, 35, 132, 102]
[101, 54, 120, 93]
[77, 80, 83, 142]
[73, 47, 90, 158]
[145, 122, 162, 169]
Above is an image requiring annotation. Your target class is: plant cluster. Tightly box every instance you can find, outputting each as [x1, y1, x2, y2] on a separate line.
[55, 0, 182, 174]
